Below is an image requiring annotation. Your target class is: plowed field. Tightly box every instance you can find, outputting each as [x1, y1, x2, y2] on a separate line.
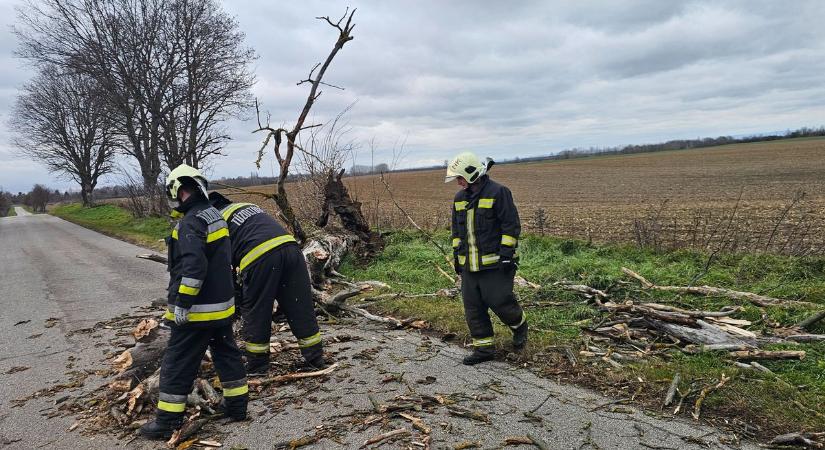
[228, 137, 825, 254]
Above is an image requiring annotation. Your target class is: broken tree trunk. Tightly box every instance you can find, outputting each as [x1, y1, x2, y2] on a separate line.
[317, 168, 384, 261]
[302, 233, 353, 290]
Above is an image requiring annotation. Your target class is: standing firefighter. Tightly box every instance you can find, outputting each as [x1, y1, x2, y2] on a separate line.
[208, 192, 324, 374]
[140, 165, 248, 439]
[446, 152, 528, 365]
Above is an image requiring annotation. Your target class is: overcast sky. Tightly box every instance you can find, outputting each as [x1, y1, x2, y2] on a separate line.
[1, 0, 824, 193]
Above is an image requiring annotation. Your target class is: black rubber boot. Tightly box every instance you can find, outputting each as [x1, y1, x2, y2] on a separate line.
[462, 347, 495, 365]
[245, 356, 269, 376]
[512, 322, 528, 350]
[218, 398, 248, 422]
[139, 418, 180, 440]
[301, 343, 327, 370]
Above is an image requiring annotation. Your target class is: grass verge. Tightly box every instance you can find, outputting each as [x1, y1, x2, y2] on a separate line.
[6, 206, 16, 217]
[50, 203, 170, 251]
[342, 231, 825, 440]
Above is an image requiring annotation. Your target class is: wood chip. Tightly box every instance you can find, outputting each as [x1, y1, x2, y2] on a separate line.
[132, 319, 159, 341]
[112, 350, 133, 373]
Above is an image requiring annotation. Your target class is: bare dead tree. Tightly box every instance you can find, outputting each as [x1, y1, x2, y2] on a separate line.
[294, 103, 358, 222]
[254, 8, 356, 242]
[10, 66, 117, 206]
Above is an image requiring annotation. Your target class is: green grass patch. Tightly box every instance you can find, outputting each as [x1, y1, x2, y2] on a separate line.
[5, 206, 16, 217]
[50, 203, 170, 251]
[342, 231, 825, 437]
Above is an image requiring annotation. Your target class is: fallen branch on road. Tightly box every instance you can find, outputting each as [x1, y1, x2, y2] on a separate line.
[361, 428, 410, 448]
[136, 253, 167, 264]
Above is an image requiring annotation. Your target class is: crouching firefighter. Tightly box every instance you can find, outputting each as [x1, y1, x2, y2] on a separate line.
[208, 192, 324, 375]
[140, 165, 248, 439]
[446, 152, 528, 365]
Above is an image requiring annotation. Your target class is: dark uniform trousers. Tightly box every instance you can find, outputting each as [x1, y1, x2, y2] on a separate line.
[240, 244, 322, 364]
[157, 324, 247, 425]
[461, 266, 525, 346]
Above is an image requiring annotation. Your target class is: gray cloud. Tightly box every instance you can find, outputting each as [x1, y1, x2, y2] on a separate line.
[1, 0, 824, 193]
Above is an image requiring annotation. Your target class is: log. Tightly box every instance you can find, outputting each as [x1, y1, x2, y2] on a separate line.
[603, 302, 697, 326]
[785, 334, 825, 343]
[685, 343, 751, 353]
[622, 267, 814, 308]
[114, 325, 170, 389]
[646, 319, 754, 347]
[728, 350, 806, 360]
[641, 303, 740, 318]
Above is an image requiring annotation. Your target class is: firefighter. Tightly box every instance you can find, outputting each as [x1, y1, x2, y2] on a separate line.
[140, 165, 247, 439]
[208, 192, 324, 375]
[446, 152, 528, 365]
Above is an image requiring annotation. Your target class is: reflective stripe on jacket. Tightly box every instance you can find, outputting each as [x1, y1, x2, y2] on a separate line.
[217, 203, 297, 272]
[451, 176, 521, 272]
[165, 199, 235, 326]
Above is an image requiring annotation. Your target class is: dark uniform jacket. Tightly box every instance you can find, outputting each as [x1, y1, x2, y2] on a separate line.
[164, 198, 235, 327]
[451, 175, 521, 273]
[209, 195, 297, 273]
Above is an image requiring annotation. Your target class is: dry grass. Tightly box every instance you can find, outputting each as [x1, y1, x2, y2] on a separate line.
[227, 137, 825, 254]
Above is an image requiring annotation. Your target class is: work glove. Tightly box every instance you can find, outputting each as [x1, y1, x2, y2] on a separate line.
[453, 256, 463, 275]
[500, 257, 519, 272]
[174, 305, 190, 326]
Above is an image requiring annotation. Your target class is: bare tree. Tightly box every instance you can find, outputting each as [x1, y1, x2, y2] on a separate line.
[16, 0, 174, 199]
[159, 0, 256, 169]
[11, 66, 117, 206]
[254, 8, 356, 242]
[15, 0, 255, 212]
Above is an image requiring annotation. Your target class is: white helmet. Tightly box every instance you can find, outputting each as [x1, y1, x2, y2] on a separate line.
[444, 151, 492, 184]
[166, 164, 209, 206]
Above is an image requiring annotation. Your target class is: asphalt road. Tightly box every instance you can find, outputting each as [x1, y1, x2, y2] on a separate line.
[12, 207, 30, 216]
[0, 213, 759, 449]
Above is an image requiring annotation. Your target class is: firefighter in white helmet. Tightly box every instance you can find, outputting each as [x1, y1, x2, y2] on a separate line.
[445, 152, 527, 365]
[140, 164, 247, 439]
